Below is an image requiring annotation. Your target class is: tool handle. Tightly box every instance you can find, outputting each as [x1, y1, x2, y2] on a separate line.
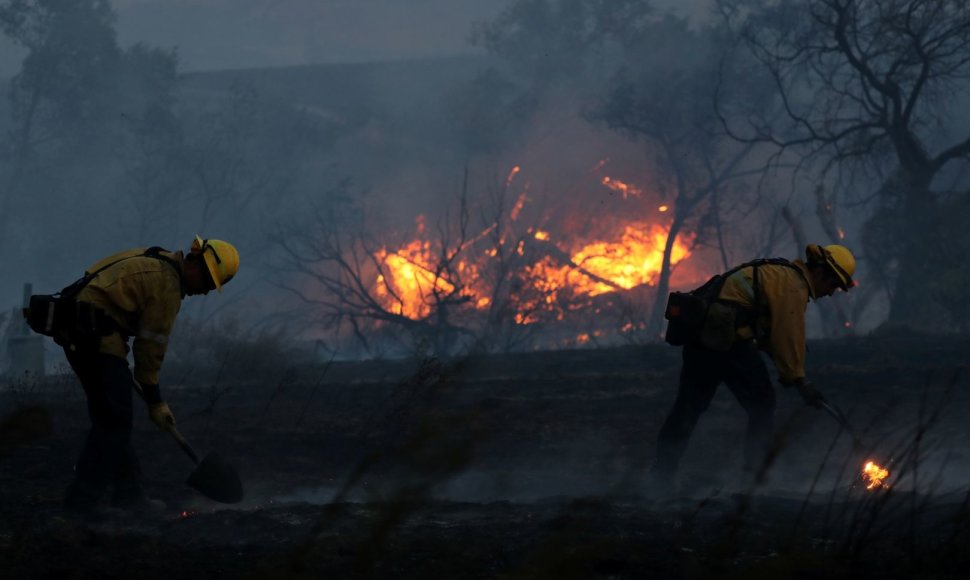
[818, 400, 865, 448]
[166, 426, 201, 465]
[131, 381, 201, 465]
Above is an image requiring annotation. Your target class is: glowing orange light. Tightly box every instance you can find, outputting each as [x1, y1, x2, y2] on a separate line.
[601, 176, 642, 199]
[569, 224, 690, 296]
[862, 461, 890, 490]
[375, 240, 487, 320]
[510, 190, 528, 222]
[367, 169, 703, 329]
[506, 165, 521, 187]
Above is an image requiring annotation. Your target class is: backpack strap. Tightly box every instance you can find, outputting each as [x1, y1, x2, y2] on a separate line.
[59, 247, 181, 299]
[741, 257, 802, 342]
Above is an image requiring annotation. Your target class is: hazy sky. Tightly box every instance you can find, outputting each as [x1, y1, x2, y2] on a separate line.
[0, 0, 711, 77]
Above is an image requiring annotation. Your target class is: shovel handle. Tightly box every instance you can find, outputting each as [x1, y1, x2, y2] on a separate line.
[818, 399, 865, 448]
[166, 425, 201, 466]
[130, 381, 202, 466]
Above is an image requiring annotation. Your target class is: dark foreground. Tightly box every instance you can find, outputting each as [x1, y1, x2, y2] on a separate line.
[2, 335, 970, 579]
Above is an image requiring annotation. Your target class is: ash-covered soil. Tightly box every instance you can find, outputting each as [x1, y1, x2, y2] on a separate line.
[2, 335, 970, 579]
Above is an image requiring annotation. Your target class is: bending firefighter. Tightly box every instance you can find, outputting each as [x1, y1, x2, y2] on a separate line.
[28, 236, 239, 513]
[651, 244, 855, 492]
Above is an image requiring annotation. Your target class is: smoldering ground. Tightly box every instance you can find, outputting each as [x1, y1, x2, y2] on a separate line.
[2, 335, 970, 579]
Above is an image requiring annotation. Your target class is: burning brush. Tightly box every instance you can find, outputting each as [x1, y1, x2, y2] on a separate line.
[818, 399, 891, 492]
[861, 461, 890, 490]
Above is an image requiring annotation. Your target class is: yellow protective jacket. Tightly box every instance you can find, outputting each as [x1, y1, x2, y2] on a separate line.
[716, 259, 817, 384]
[75, 248, 185, 385]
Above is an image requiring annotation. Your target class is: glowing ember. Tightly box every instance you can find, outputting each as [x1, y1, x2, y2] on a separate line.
[510, 190, 528, 222]
[179, 510, 197, 519]
[861, 461, 890, 490]
[658, 205, 669, 212]
[506, 165, 521, 187]
[534, 230, 550, 241]
[601, 176, 642, 199]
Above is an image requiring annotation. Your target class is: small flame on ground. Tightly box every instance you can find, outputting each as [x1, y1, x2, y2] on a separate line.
[862, 461, 890, 490]
[658, 205, 669, 212]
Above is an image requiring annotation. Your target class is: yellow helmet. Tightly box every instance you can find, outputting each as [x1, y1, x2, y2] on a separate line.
[806, 243, 855, 290]
[192, 235, 239, 291]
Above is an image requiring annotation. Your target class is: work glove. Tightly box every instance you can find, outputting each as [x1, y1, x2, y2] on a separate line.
[793, 379, 825, 408]
[148, 401, 176, 431]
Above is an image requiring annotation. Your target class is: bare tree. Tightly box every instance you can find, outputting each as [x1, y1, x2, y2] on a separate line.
[587, 19, 768, 336]
[719, 0, 970, 328]
[271, 177, 489, 358]
[0, 0, 121, 247]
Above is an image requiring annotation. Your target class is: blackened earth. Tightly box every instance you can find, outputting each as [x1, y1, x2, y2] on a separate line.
[2, 335, 970, 579]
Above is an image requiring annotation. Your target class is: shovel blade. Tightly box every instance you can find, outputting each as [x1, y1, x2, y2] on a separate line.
[186, 452, 244, 504]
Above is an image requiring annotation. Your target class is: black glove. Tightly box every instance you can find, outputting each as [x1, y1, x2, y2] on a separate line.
[793, 378, 825, 408]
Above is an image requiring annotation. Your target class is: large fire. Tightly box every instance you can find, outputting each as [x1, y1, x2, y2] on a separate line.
[372, 218, 692, 326]
[861, 461, 890, 490]
[374, 240, 484, 320]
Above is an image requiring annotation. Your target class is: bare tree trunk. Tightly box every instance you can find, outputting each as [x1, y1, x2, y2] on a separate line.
[782, 203, 851, 336]
[887, 173, 938, 328]
[647, 217, 685, 337]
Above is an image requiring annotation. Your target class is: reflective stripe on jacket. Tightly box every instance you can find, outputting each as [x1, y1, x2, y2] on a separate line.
[76, 248, 184, 385]
[716, 259, 816, 384]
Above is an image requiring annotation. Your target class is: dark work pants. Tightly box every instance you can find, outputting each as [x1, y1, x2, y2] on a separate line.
[64, 348, 143, 505]
[655, 340, 776, 476]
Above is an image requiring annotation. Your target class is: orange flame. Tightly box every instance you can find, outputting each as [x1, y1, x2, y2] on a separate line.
[861, 461, 890, 490]
[374, 222, 693, 322]
[566, 224, 690, 296]
[369, 167, 698, 325]
[375, 241, 458, 319]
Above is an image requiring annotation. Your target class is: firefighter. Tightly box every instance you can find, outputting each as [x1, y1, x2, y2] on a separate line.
[60, 236, 239, 514]
[650, 244, 855, 493]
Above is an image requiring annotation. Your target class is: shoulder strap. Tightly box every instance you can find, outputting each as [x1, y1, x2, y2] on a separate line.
[742, 258, 800, 341]
[59, 247, 180, 299]
[143, 246, 181, 274]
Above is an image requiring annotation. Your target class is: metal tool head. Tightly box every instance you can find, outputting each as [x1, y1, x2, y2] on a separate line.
[186, 452, 244, 504]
